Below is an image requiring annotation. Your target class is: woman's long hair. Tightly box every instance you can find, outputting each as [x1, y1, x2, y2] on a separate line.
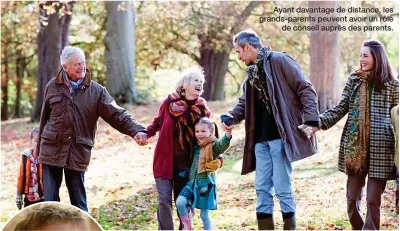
[362, 40, 395, 91]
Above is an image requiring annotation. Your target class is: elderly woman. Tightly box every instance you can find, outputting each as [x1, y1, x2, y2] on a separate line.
[318, 40, 398, 230]
[146, 67, 221, 230]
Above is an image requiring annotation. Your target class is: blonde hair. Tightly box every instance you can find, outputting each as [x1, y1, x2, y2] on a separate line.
[14, 204, 86, 231]
[175, 66, 205, 97]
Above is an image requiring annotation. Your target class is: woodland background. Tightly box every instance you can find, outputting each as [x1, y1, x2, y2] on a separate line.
[1, 1, 399, 230]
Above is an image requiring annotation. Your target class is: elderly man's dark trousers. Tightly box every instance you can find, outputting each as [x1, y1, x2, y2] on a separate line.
[346, 173, 386, 230]
[43, 164, 88, 212]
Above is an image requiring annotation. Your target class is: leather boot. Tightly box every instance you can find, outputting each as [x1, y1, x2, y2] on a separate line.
[256, 213, 274, 230]
[282, 212, 296, 230]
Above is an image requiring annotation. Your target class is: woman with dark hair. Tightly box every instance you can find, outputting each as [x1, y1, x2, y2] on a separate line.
[317, 40, 398, 230]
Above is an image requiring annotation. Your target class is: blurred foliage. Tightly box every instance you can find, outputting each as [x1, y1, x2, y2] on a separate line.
[0, 1, 398, 119]
[1, 1, 38, 119]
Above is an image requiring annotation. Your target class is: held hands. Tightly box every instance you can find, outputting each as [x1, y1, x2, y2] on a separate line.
[220, 113, 234, 127]
[221, 122, 233, 138]
[134, 132, 147, 146]
[16, 194, 23, 210]
[298, 124, 319, 139]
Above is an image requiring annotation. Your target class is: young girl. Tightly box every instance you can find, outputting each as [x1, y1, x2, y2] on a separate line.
[175, 117, 232, 230]
[16, 128, 44, 209]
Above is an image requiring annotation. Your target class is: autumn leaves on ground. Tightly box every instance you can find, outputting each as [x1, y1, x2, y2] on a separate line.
[1, 100, 398, 230]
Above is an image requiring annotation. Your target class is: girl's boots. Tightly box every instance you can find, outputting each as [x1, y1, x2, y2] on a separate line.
[180, 212, 193, 230]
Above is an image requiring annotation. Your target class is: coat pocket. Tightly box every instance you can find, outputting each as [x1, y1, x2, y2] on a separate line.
[49, 96, 63, 117]
[74, 136, 93, 165]
[40, 130, 60, 156]
[288, 101, 303, 127]
[76, 136, 93, 148]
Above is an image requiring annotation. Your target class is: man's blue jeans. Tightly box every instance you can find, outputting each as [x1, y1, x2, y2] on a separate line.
[42, 164, 88, 212]
[254, 139, 296, 214]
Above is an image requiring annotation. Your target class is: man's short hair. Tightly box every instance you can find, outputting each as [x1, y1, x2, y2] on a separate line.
[175, 66, 205, 96]
[233, 29, 263, 49]
[13, 204, 86, 231]
[60, 46, 85, 66]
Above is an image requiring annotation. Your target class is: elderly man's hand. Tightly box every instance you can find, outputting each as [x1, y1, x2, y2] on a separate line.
[134, 132, 147, 146]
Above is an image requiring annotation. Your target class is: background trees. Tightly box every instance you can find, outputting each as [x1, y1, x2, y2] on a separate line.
[32, 1, 74, 121]
[0, 1, 398, 120]
[104, 1, 138, 104]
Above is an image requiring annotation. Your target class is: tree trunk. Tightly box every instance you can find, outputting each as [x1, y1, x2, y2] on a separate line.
[31, 1, 73, 121]
[309, 1, 340, 112]
[199, 45, 230, 101]
[1, 42, 9, 121]
[199, 2, 259, 101]
[15, 51, 24, 118]
[104, 1, 137, 104]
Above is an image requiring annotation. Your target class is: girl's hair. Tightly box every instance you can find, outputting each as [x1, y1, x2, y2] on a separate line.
[362, 40, 395, 91]
[175, 66, 205, 97]
[195, 117, 219, 138]
[29, 127, 40, 141]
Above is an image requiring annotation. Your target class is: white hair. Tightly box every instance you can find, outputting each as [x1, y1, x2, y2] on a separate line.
[175, 66, 205, 95]
[60, 46, 85, 66]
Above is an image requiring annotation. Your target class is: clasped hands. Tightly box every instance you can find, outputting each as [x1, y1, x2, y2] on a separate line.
[298, 124, 319, 139]
[133, 132, 147, 146]
[204, 120, 235, 172]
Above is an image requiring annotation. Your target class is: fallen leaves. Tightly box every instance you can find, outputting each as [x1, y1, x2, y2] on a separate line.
[1, 102, 399, 230]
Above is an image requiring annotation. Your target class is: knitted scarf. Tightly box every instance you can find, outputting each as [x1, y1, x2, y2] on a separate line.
[197, 135, 218, 173]
[168, 92, 211, 156]
[247, 46, 272, 114]
[24, 150, 42, 202]
[63, 70, 84, 95]
[345, 70, 371, 173]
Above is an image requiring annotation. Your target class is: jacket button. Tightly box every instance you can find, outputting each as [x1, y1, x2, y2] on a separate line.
[68, 137, 71, 139]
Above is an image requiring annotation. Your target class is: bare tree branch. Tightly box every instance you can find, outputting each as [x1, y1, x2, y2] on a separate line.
[230, 1, 261, 34]
[227, 69, 242, 95]
[229, 58, 246, 70]
[164, 41, 200, 63]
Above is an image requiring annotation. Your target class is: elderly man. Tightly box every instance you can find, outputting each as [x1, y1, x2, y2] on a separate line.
[221, 29, 319, 230]
[37, 46, 147, 212]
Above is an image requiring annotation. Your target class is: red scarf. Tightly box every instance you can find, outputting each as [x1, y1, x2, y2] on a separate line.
[168, 92, 210, 156]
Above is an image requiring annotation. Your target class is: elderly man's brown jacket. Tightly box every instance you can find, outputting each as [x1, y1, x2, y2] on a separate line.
[38, 69, 145, 172]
